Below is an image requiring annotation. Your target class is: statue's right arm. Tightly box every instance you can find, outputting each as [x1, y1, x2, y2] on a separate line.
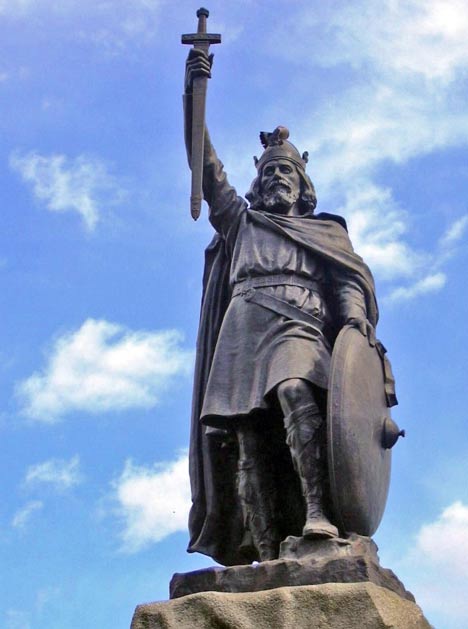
[184, 49, 246, 237]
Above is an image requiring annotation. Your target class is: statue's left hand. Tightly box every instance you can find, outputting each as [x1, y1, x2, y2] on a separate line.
[346, 317, 376, 346]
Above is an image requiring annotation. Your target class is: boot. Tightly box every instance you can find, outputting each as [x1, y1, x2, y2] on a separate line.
[284, 402, 339, 539]
[237, 456, 280, 561]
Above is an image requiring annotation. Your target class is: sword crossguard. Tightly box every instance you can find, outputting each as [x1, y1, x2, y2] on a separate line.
[181, 7, 221, 50]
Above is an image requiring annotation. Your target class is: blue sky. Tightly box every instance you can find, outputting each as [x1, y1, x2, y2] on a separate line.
[1, 1, 467, 627]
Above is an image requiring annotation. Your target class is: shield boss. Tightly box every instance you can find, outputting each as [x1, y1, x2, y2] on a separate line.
[327, 325, 391, 536]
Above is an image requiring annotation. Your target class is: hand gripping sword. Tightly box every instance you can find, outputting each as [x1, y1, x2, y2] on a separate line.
[182, 8, 221, 220]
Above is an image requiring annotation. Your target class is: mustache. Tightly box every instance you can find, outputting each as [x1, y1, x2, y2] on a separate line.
[265, 180, 292, 192]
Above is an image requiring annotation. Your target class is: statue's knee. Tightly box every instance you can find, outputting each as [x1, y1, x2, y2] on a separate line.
[277, 378, 313, 412]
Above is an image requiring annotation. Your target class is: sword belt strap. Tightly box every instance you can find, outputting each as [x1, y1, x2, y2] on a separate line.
[232, 275, 324, 335]
[236, 291, 325, 338]
[232, 274, 320, 296]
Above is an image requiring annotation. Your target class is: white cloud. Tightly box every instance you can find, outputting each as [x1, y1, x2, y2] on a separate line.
[306, 83, 467, 193]
[262, 0, 468, 297]
[3, 587, 60, 629]
[294, 89, 467, 297]
[283, 0, 468, 82]
[25, 456, 82, 490]
[386, 272, 447, 303]
[113, 452, 190, 552]
[11, 501, 43, 529]
[381, 212, 467, 301]
[0, 0, 35, 15]
[416, 502, 468, 576]
[0, 0, 165, 52]
[429, 213, 468, 272]
[400, 502, 468, 626]
[440, 214, 468, 248]
[0, 0, 161, 14]
[77, 3, 164, 54]
[17, 319, 193, 423]
[10, 151, 123, 230]
[335, 181, 425, 280]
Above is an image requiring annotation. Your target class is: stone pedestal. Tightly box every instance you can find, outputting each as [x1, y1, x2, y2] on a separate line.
[131, 582, 431, 629]
[131, 536, 431, 628]
[170, 535, 413, 601]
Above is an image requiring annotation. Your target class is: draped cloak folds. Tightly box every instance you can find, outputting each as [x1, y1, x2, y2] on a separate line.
[187, 208, 380, 566]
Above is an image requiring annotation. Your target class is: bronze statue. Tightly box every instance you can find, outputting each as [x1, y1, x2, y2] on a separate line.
[183, 13, 401, 567]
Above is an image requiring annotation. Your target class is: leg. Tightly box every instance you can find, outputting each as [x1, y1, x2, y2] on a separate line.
[235, 421, 280, 561]
[277, 378, 338, 539]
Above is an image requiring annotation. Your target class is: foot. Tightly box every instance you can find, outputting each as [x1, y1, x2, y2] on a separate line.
[302, 517, 339, 539]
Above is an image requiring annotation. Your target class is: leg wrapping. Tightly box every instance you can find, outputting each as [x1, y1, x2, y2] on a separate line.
[283, 402, 338, 538]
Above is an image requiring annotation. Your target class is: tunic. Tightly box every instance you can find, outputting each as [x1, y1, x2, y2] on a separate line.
[200, 150, 367, 427]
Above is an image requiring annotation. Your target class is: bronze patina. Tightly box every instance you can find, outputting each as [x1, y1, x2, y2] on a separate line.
[182, 9, 403, 567]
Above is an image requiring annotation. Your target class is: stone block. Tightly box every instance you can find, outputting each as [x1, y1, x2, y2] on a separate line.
[131, 582, 432, 629]
[170, 535, 413, 601]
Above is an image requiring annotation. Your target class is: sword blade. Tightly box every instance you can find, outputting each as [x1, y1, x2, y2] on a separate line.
[190, 67, 208, 220]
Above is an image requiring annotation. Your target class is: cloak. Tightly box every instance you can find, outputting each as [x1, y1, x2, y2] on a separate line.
[187, 209, 379, 566]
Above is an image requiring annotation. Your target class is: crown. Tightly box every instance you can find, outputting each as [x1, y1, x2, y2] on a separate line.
[254, 126, 309, 172]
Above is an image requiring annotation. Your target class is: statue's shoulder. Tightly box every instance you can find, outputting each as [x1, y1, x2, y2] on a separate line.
[314, 212, 348, 232]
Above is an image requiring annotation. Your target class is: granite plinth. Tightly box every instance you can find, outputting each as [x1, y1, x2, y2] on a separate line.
[131, 582, 431, 629]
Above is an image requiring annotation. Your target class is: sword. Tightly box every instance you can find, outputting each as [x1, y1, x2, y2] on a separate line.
[182, 8, 221, 220]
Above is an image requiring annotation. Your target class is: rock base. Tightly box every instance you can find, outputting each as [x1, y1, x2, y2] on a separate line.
[170, 534, 413, 601]
[131, 582, 431, 629]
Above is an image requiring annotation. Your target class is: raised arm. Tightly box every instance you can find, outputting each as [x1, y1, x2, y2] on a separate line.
[183, 49, 246, 236]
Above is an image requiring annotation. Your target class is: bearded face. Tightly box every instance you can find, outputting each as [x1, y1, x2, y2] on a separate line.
[260, 159, 301, 214]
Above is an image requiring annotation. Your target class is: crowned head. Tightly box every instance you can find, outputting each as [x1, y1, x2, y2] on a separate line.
[246, 126, 317, 215]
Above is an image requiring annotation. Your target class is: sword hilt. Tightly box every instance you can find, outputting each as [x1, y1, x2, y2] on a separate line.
[197, 7, 209, 33]
[181, 8, 221, 49]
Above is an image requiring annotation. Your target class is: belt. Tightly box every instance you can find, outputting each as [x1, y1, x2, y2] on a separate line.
[232, 275, 324, 336]
[232, 274, 320, 296]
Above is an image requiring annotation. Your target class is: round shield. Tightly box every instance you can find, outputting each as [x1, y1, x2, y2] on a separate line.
[327, 325, 392, 536]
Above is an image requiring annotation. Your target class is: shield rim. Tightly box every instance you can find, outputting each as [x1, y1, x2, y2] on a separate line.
[327, 325, 392, 536]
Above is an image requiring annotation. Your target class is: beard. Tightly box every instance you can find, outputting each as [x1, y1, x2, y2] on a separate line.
[261, 185, 300, 214]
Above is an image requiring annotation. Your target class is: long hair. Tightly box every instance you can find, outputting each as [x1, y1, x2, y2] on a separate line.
[245, 166, 317, 215]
